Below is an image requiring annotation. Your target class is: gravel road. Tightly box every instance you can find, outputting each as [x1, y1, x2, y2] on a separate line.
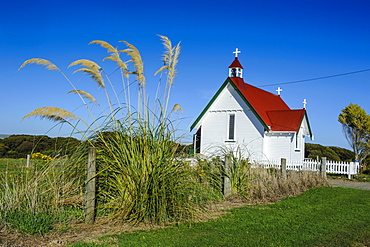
[328, 179, 370, 190]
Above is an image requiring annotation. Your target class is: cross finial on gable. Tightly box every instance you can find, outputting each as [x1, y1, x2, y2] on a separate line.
[233, 48, 241, 57]
[303, 99, 307, 109]
[276, 87, 282, 96]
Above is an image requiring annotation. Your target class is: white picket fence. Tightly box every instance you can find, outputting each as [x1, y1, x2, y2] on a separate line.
[251, 158, 360, 179]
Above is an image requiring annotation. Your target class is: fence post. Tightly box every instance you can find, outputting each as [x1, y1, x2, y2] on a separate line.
[85, 147, 96, 224]
[348, 160, 359, 179]
[223, 155, 231, 197]
[281, 158, 287, 179]
[320, 157, 327, 178]
[354, 160, 360, 177]
[26, 154, 30, 168]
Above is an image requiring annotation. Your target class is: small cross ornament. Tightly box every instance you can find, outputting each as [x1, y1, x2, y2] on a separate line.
[276, 87, 282, 95]
[303, 99, 307, 109]
[233, 48, 241, 57]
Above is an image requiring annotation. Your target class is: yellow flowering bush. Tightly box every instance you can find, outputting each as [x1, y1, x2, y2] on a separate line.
[31, 152, 52, 161]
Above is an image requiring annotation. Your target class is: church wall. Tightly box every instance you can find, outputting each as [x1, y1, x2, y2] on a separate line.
[264, 133, 294, 160]
[264, 132, 305, 161]
[200, 85, 264, 159]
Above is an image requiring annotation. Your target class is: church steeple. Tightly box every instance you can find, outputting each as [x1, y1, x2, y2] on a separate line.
[228, 48, 244, 78]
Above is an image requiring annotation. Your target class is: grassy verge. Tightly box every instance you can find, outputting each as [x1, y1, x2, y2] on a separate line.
[328, 172, 370, 182]
[71, 187, 370, 247]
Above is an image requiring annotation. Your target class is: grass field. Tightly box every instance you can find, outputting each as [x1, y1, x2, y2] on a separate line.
[71, 186, 370, 247]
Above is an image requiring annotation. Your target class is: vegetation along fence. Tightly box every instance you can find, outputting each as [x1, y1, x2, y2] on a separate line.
[0, 152, 357, 233]
[251, 157, 360, 179]
[0, 158, 86, 234]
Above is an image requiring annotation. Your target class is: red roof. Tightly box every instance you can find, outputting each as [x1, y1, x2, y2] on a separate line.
[228, 57, 244, 69]
[229, 77, 305, 132]
[267, 110, 305, 131]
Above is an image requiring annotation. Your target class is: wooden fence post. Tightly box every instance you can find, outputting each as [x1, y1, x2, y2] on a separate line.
[223, 155, 231, 197]
[85, 147, 97, 224]
[281, 158, 287, 179]
[26, 154, 30, 168]
[320, 157, 327, 178]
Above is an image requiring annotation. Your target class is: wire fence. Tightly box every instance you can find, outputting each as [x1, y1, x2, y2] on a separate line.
[0, 158, 86, 234]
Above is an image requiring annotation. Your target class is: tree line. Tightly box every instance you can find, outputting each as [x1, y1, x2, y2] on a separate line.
[0, 134, 356, 162]
[0, 135, 81, 158]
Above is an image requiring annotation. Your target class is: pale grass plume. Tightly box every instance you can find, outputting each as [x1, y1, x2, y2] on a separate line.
[68, 90, 97, 104]
[22, 107, 79, 122]
[68, 59, 105, 88]
[167, 43, 181, 85]
[154, 65, 170, 76]
[155, 35, 181, 85]
[172, 104, 184, 114]
[157, 35, 172, 63]
[89, 40, 116, 53]
[89, 40, 129, 77]
[19, 58, 59, 71]
[120, 41, 145, 85]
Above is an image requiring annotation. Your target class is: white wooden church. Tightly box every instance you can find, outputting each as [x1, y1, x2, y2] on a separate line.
[190, 49, 313, 162]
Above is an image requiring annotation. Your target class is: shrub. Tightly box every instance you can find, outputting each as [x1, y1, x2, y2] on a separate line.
[31, 152, 52, 160]
[5, 210, 54, 234]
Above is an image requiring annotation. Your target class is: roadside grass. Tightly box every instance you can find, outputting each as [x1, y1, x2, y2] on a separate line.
[328, 172, 370, 182]
[71, 186, 370, 247]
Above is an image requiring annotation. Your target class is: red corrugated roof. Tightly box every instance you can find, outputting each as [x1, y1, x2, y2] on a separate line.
[229, 77, 305, 132]
[228, 57, 244, 69]
[267, 110, 305, 131]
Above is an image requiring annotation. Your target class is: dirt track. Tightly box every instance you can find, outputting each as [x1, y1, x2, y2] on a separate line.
[328, 178, 370, 190]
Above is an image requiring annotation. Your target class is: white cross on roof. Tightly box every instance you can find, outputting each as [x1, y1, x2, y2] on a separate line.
[303, 99, 307, 108]
[233, 48, 241, 57]
[276, 87, 282, 95]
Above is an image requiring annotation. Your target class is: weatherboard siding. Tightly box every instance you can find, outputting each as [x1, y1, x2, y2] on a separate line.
[264, 133, 294, 160]
[200, 85, 264, 158]
[263, 132, 305, 160]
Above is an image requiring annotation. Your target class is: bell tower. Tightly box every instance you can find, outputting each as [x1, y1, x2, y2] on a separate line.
[228, 48, 244, 78]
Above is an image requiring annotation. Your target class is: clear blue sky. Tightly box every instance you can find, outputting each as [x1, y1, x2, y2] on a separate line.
[1, 0, 370, 150]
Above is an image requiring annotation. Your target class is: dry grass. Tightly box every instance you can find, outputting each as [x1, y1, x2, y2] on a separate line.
[245, 168, 330, 204]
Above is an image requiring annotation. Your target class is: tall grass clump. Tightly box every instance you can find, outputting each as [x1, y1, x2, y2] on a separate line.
[19, 35, 217, 224]
[0, 159, 84, 234]
[204, 144, 330, 203]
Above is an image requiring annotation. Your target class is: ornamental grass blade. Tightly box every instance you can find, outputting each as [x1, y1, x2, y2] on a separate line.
[90, 40, 129, 76]
[68, 90, 97, 104]
[69, 59, 105, 88]
[19, 58, 59, 71]
[22, 107, 79, 122]
[172, 104, 184, 114]
[89, 40, 116, 53]
[154, 65, 170, 76]
[120, 41, 145, 86]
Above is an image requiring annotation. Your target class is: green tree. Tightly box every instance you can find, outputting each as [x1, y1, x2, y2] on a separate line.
[338, 103, 370, 161]
[305, 143, 341, 161]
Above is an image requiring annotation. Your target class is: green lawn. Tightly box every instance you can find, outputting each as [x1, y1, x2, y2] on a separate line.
[71, 186, 370, 247]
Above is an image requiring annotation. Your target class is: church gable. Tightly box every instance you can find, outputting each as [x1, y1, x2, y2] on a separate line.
[190, 78, 268, 131]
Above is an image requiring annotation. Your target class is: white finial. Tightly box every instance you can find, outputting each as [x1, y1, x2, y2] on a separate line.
[303, 99, 307, 109]
[233, 48, 241, 57]
[276, 87, 282, 96]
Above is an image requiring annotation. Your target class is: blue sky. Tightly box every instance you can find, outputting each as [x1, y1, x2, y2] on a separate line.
[1, 0, 370, 149]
